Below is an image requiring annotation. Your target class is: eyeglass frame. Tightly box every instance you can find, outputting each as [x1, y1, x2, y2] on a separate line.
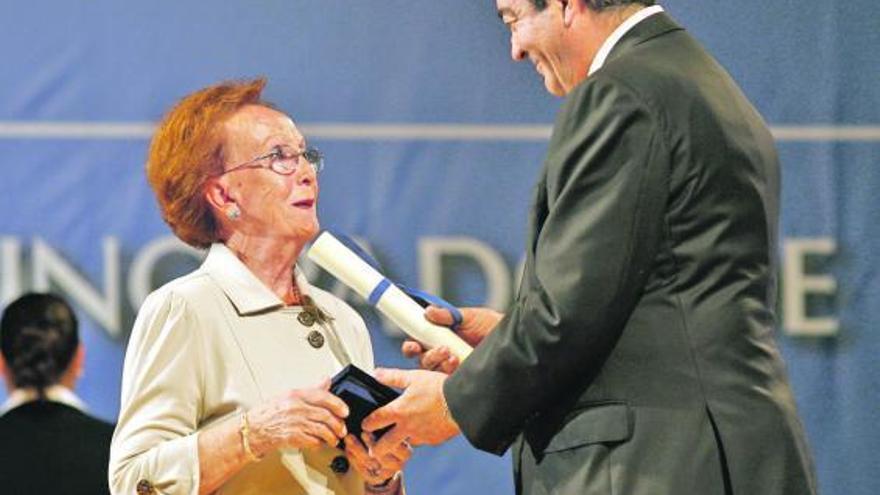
[213, 144, 324, 177]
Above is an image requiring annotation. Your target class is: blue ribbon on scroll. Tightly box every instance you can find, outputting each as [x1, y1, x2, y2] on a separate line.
[367, 279, 391, 306]
[328, 231, 464, 331]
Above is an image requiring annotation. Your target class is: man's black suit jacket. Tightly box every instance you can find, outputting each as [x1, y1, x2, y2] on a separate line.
[444, 12, 817, 495]
[0, 401, 114, 495]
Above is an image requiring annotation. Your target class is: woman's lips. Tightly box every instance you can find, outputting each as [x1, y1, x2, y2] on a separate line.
[292, 198, 315, 209]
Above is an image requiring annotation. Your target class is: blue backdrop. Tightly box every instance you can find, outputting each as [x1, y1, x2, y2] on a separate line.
[1, 1, 878, 494]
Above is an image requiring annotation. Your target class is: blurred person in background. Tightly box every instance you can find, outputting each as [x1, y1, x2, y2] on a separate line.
[109, 78, 409, 495]
[0, 292, 114, 495]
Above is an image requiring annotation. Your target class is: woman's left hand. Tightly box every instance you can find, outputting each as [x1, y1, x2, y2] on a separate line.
[344, 432, 411, 486]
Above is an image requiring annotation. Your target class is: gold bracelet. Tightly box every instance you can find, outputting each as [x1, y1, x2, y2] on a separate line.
[239, 411, 261, 463]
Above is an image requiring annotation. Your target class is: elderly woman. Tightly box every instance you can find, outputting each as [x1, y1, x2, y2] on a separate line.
[110, 79, 409, 495]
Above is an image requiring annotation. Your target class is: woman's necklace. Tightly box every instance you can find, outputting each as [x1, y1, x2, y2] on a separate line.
[289, 282, 304, 306]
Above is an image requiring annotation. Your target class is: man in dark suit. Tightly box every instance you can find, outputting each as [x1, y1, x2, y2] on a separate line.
[0, 293, 115, 495]
[364, 1, 817, 494]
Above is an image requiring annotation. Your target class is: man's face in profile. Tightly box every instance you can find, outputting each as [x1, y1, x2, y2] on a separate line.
[497, 0, 571, 96]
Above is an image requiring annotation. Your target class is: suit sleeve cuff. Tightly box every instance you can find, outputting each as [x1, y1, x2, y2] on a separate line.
[444, 371, 517, 456]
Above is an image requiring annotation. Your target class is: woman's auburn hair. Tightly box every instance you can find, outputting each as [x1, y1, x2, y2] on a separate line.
[146, 78, 270, 249]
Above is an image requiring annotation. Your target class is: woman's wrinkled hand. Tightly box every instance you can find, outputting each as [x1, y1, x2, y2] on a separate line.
[246, 380, 349, 455]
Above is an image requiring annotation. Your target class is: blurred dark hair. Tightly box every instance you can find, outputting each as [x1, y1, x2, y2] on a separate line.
[0, 293, 79, 396]
[530, 0, 655, 11]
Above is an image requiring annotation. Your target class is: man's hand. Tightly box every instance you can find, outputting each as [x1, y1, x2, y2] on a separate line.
[361, 368, 460, 458]
[344, 432, 410, 488]
[402, 306, 503, 374]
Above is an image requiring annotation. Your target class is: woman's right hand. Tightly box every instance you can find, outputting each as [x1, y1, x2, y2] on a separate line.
[246, 380, 349, 455]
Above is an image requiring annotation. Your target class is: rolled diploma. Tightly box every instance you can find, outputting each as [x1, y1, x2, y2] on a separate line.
[308, 232, 472, 361]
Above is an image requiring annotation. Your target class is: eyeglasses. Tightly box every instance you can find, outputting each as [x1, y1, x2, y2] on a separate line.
[216, 144, 324, 177]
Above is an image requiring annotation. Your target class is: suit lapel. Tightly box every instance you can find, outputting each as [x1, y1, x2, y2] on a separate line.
[514, 170, 549, 303]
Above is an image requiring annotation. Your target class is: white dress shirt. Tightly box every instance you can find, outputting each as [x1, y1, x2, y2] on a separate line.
[110, 243, 375, 495]
[0, 385, 88, 416]
[588, 5, 665, 76]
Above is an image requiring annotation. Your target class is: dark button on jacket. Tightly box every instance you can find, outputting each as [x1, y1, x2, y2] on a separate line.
[330, 455, 350, 474]
[136, 479, 155, 495]
[307, 330, 325, 348]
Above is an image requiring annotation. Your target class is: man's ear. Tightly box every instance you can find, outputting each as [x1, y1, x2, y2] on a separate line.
[560, 0, 582, 27]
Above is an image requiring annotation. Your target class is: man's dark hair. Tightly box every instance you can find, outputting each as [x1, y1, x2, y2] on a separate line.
[531, 0, 655, 11]
[0, 293, 79, 395]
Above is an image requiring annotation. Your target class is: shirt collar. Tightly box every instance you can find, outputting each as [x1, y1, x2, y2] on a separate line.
[0, 385, 87, 416]
[588, 5, 665, 76]
[201, 243, 314, 315]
